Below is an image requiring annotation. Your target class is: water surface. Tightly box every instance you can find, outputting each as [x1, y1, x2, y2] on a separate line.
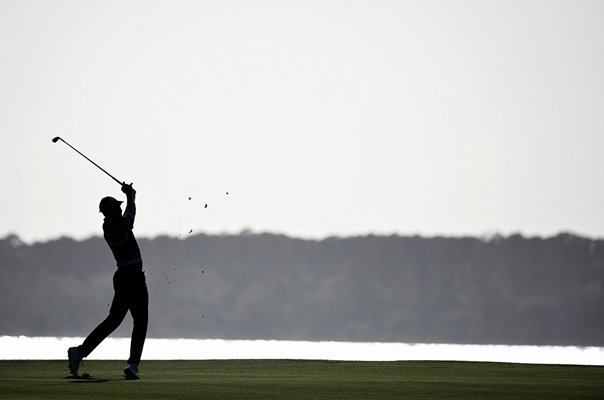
[2, 336, 602, 365]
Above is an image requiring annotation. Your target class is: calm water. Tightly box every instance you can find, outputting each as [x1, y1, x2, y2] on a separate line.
[1, 336, 603, 365]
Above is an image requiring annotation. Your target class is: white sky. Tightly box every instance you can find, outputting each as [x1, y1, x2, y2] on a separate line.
[1, 0, 603, 243]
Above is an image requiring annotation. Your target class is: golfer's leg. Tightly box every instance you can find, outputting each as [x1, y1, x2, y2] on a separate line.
[127, 284, 149, 365]
[79, 295, 128, 358]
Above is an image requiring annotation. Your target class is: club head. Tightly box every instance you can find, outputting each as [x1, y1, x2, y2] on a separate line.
[52, 136, 61, 143]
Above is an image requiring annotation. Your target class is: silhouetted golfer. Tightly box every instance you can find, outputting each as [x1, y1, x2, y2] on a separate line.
[68, 183, 148, 380]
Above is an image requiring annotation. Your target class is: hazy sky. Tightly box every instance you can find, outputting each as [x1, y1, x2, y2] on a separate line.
[1, 0, 603, 243]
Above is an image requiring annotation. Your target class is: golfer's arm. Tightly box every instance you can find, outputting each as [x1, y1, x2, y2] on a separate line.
[124, 191, 136, 227]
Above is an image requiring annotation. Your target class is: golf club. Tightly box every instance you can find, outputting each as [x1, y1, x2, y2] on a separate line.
[52, 136, 123, 186]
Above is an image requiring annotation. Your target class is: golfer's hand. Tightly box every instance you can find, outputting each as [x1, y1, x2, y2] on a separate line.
[121, 182, 136, 196]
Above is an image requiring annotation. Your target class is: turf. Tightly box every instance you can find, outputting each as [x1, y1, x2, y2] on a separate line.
[0, 360, 602, 399]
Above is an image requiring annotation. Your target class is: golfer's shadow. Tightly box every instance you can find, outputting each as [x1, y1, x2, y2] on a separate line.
[64, 376, 114, 384]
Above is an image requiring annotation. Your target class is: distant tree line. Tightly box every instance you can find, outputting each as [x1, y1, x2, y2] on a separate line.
[1, 232, 602, 346]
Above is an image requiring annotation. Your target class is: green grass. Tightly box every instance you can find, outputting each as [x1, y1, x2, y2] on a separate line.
[0, 360, 602, 399]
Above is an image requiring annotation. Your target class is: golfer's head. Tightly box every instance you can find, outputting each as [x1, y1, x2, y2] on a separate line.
[99, 196, 123, 217]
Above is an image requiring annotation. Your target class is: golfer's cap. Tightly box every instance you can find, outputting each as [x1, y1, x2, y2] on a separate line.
[99, 196, 123, 213]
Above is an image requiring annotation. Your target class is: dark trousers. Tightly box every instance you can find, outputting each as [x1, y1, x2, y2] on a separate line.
[79, 269, 148, 365]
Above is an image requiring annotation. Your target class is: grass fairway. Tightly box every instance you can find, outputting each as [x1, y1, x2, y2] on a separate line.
[0, 360, 602, 399]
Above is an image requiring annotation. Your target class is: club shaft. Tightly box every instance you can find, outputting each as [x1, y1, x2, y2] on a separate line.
[58, 138, 122, 186]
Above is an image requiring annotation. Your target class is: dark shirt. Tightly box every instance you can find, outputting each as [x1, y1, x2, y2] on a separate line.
[103, 191, 142, 269]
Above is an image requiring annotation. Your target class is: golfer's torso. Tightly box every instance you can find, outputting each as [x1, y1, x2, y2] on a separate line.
[103, 217, 142, 269]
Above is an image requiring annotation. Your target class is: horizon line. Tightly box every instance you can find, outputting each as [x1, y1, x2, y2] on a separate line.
[2, 229, 602, 246]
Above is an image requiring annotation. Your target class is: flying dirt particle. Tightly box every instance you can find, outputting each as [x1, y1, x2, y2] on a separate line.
[189, 229, 193, 234]
[204, 204, 208, 208]
[188, 197, 191, 200]
[201, 270, 205, 274]
[201, 315, 205, 318]
[226, 192, 229, 195]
